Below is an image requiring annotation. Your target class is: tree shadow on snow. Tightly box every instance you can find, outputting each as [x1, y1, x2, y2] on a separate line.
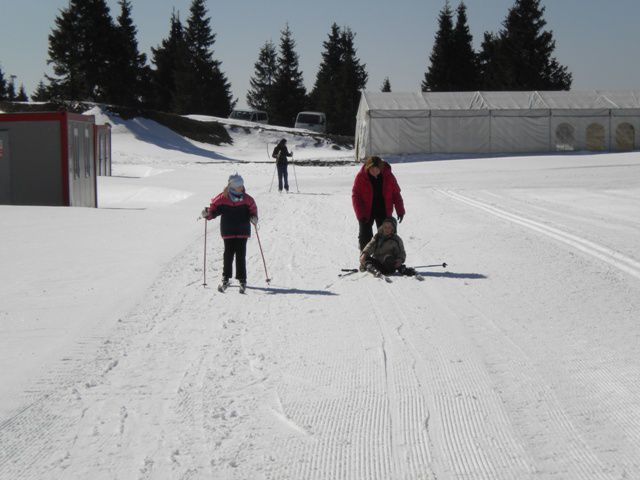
[246, 285, 338, 296]
[109, 116, 234, 161]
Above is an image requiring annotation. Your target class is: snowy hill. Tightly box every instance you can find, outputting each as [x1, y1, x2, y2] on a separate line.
[2, 108, 640, 479]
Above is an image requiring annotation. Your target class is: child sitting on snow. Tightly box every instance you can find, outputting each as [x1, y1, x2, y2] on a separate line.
[359, 217, 416, 277]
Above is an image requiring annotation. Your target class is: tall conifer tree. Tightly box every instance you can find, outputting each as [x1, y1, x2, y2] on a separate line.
[110, 0, 149, 106]
[499, 0, 571, 89]
[246, 40, 278, 114]
[381, 77, 391, 92]
[480, 0, 571, 90]
[47, 0, 118, 101]
[451, 2, 479, 90]
[310, 24, 367, 135]
[422, 1, 455, 91]
[151, 11, 191, 112]
[334, 27, 368, 135]
[271, 24, 306, 127]
[31, 80, 51, 102]
[0, 67, 7, 100]
[16, 85, 29, 102]
[184, 0, 233, 116]
[309, 23, 343, 120]
[478, 32, 506, 89]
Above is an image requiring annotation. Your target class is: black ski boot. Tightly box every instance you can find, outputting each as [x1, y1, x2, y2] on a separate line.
[239, 281, 247, 294]
[365, 263, 382, 278]
[399, 265, 417, 276]
[218, 277, 230, 293]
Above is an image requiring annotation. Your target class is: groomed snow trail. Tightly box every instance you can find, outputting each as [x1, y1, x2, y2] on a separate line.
[2, 156, 640, 479]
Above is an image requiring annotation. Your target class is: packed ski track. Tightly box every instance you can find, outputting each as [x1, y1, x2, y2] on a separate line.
[2, 111, 640, 479]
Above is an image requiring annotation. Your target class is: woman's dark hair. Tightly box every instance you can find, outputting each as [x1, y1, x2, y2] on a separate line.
[364, 155, 383, 171]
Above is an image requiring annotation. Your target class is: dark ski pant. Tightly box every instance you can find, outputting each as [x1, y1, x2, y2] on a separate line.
[277, 163, 289, 191]
[363, 255, 414, 276]
[223, 238, 247, 282]
[358, 216, 386, 251]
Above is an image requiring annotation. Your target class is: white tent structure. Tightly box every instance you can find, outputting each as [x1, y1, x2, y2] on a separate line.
[355, 90, 640, 160]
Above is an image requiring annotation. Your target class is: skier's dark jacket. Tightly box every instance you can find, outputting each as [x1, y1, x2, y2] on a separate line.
[272, 141, 292, 166]
[362, 220, 406, 264]
[206, 189, 258, 239]
[352, 160, 405, 221]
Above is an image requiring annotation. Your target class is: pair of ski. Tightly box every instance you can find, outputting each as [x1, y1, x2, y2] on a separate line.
[218, 281, 246, 294]
[339, 267, 424, 282]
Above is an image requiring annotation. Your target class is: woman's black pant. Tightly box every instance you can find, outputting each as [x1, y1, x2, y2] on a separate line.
[358, 216, 386, 251]
[277, 163, 289, 191]
[223, 238, 247, 281]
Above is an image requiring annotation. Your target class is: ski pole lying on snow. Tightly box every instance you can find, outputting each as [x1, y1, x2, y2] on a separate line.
[253, 224, 271, 284]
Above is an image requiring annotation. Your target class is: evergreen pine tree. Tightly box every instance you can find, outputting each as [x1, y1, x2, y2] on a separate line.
[381, 77, 392, 92]
[478, 32, 507, 89]
[31, 80, 51, 102]
[151, 11, 191, 112]
[7, 77, 16, 101]
[423, 1, 455, 91]
[110, 0, 149, 106]
[184, 0, 234, 116]
[0, 67, 7, 100]
[451, 2, 479, 90]
[498, 0, 572, 89]
[309, 24, 367, 135]
[246, 40, 278, 115]
[16, 84, 29, 102]
[47, 0, 119, 102]
[271, 24, 306, 127]
[334, 27, 368, 135]
[309, 23, 343, 124]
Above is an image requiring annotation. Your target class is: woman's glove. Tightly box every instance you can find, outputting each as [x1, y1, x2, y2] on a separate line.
[201, 207, 209, 219]
[250, 216, 258, 225]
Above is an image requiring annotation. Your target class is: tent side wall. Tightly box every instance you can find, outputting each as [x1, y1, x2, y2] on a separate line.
[490, 110, 550, 153]
[369, 111, 430, 156]
[431, 111, 490, 153]
[356, 91, 640, 158]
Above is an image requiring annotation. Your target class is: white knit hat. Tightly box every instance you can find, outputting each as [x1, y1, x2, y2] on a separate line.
[228, 173, 244, 189]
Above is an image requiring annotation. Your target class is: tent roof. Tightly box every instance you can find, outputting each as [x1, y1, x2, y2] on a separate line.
[361, 90, 640, 111]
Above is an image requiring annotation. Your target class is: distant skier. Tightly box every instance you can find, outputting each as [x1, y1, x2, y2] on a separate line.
[359, 217, 416, 277]
[272, 138, 293, 192]
[352, 155, 405, 256]
[201, 173, 258, 293]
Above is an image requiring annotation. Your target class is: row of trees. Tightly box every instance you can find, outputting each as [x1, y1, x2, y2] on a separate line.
[0, 68, 29, 101]
[246, 23, 367, 135]
[40, 0, 233, 117]
[423, 0, 572, 91]
[2, 0, 571, 135]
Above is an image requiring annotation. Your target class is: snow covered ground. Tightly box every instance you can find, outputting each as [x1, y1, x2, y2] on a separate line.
[1, 109, 640, 479]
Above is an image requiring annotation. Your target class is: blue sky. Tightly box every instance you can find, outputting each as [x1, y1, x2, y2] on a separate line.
[1, 0, 639, 108]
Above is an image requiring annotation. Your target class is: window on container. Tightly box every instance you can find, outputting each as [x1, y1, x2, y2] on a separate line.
[586, 123, 606, 151]
[73, 128, 81, 179]
[615, 123, 635, 151]
[84, 128, 92, 177]
[555, 123, 575, 151]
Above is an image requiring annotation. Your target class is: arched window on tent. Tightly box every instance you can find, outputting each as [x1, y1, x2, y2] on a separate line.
[615, 123, 635, 151]
[586, 123, 606, 151]
[555, 123, 575, 151]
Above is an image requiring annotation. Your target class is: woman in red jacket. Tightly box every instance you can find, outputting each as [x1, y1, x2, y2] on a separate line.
[352, 155, 405, 253]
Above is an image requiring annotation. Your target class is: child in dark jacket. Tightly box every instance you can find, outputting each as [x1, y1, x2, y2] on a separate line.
[202, 173, 258, 290]
[359, 217, 416, 277]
